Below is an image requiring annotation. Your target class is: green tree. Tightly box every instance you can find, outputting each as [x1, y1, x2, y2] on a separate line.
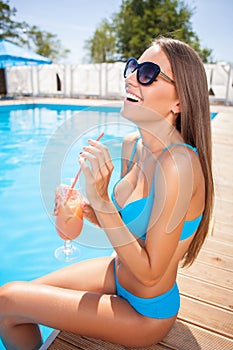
[86, 0, 212, 63]
[21, 24, 70, 62]
[0, 0, 24, 40]
[0, 0, 70, 62]
[85, 19, 117, 63]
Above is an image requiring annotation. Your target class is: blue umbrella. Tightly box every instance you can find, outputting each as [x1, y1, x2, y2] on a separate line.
[0, 39, 52, 68]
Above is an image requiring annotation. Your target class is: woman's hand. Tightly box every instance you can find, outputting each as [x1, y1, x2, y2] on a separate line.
[78, 138, 114, 209]
[81, 201, 101, 226]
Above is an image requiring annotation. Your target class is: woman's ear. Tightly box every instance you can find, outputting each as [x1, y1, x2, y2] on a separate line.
[171, 101, 181, 115]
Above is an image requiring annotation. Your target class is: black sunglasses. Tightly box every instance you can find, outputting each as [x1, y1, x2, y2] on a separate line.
[124, 57, 175, 85]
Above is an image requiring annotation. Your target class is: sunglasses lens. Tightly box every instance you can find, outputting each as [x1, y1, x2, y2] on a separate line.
[124, 59, 137, 78]
[138, 63, 160, 85]
[124, 59, 162, 85]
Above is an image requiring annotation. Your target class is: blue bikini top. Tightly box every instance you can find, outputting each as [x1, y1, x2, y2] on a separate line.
[111, 138, 203, 241]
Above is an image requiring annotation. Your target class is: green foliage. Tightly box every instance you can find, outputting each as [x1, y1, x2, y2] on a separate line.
[19, 23, 70, 62]
[0, 0, 24, 40]
[85, 19, 117, 63]
[0, 0, 70, 62]
[86, 0, 212, 63]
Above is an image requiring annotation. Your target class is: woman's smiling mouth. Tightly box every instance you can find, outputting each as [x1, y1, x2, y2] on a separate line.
[126, 92, 142, 102]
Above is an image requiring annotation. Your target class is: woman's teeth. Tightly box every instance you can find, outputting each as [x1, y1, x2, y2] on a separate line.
[126, 93, 141, 102]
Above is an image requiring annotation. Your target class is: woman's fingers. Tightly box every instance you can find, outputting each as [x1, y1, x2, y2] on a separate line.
[83, 140, 114, 177]
[78, 154, 94, 182]
[83, 146, 105, 177]
[88, 139, 112, 164]
[78, 139, 114, 205]
[81, 151, 105, 183]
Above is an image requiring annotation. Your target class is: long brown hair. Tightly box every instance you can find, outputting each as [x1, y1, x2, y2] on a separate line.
[153, 37, 214, 267]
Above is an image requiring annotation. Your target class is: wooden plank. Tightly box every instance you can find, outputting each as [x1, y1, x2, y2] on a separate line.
[212, 137, 233, 150]
[48, 323, 233, 350]
[177, 274, 233, 311]
[179, 261, 233, 289]
[161, 321, 233, 350]
[214, 191, 232, 210]
[212, 226, 233, 244]
[196, 249, 233, 271]
[56, 333, 125, 349]
[178, 296, 233, 339]
[213, 161, 232, 179]
[212, 172, 232, 187]
[214, 184, 233, 202]
[50, 332, 168, 350]
[49, 324, 233, 350]
[48, 338, 78, 350]
[202, 238, 233, 257]
[212, 222, 233, 241]
[202, 237, 233, 257]
[213, 201, 233, 223]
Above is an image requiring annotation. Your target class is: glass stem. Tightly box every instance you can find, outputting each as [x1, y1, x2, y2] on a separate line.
[64, 240, 72, 254]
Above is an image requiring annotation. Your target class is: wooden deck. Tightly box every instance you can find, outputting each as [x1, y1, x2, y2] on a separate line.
[46, 106, 233, 350]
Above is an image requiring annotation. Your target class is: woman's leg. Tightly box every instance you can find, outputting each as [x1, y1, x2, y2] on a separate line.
[0, 256, 115, 349]
[0, 283, 175, 349]
[31, 256, 116, 293]
[0, 256, 176, 349]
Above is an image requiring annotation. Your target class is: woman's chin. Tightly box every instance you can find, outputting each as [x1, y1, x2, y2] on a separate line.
[121, 101, 164, 124]
[121, 99, 143, 121]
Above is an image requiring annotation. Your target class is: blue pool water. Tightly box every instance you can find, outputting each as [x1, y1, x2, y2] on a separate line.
[0, 102, 137, 347]
[0, 103, 217, 348]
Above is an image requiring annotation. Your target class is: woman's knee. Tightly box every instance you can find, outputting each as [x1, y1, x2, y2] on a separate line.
[0, 281, 27, 316]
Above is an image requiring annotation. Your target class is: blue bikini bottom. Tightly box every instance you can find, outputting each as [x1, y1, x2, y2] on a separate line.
[114, 261, 180, 319]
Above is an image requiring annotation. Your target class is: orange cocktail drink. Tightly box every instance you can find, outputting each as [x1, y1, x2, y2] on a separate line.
[54, 184, 83, 261]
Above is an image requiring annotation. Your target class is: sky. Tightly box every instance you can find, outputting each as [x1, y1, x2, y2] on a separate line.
[10, 0, 233, 64]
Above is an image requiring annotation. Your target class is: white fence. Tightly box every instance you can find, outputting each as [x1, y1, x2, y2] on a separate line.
[5, 61, 233, 105]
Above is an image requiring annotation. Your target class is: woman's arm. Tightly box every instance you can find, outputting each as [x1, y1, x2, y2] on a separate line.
[79, 140, 195, 286]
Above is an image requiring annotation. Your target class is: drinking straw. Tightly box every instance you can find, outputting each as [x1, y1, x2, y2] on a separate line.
[64, 132, 104, 204]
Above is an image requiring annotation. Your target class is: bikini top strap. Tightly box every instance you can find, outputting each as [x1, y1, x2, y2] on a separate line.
[127, 137, 141, 172]
[162, 143, 198, 154]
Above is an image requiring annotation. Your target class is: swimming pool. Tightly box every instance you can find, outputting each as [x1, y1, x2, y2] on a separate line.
[0, 102, 137, 347]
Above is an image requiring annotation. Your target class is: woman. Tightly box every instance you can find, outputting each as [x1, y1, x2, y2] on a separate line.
[0, 37, 213, 349]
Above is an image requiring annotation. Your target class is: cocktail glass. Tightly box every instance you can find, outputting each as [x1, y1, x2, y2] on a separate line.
[54, 184, 83, 261]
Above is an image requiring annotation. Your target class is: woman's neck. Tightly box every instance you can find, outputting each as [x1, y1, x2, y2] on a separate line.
[138, 119, 183, 154]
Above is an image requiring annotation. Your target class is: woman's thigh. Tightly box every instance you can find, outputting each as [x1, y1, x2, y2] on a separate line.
[1, 280, 176, 347]
[31, 256, 116, 294]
